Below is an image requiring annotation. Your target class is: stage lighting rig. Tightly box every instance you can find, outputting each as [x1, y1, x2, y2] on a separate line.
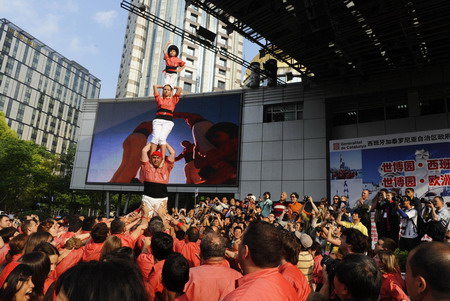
[120, 0, 286, 86]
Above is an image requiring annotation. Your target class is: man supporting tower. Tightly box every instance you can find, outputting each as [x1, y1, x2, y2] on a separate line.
[140, 142, 176, 217]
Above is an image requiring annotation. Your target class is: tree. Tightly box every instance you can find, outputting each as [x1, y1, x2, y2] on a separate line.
[0, 113, 58, 211]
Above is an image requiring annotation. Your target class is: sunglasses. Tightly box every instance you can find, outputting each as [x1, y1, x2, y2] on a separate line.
[333, 198, 339, 200]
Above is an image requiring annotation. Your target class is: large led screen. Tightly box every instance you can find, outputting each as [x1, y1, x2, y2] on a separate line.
[86, 93, 242, 186]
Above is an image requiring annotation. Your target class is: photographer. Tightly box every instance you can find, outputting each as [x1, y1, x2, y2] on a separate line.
[419, 196, 450, 241]
[397, 197, 419, 251]
[319, 254, 381, 301]
[376, 191, 400, 243]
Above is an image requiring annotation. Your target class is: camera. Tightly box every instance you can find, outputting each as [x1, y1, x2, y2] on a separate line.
[321, 255, 339, 283]
[303, 196, 309, 202]
[420, 197, 431, 204]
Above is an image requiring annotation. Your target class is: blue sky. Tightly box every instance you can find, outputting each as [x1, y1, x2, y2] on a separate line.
[0, 0, 259, 98]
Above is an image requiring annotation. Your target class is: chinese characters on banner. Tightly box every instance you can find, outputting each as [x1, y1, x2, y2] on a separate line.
[329, 129, 450, 206]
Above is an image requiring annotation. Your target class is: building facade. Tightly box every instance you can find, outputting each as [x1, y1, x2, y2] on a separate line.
[116, 0, 244, 97]
[0, 19, 101, 154]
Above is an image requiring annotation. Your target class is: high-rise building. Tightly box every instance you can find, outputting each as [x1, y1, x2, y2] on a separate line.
[0, 19, 101, 154]
[116, 0, 244, 97]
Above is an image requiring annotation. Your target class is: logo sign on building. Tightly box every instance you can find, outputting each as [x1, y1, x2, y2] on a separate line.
[329, 129, 450, 206]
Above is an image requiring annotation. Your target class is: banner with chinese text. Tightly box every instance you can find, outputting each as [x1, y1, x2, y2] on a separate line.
[329, 129, 450, 207]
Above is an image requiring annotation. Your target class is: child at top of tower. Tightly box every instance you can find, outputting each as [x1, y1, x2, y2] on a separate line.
[163, 41, 186, 87]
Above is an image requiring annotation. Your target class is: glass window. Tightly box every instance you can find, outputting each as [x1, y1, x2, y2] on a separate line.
[264, 102, 304, 123]
[186, 46, 195, 56]
[183, 82, 192, 92]
[218, 80, 225, 89]
[218, 58, 226, 67]
[218, 69, 226, 76]
[190, 13, 198, 22]
[185, 70, 193, 79]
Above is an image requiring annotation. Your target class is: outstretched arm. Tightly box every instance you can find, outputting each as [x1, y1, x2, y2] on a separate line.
[166, 143, 176, 163]
[141, 143, 152, 162]
[163, 41, 170, 55]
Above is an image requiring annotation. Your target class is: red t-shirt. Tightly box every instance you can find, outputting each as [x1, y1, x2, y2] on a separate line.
[55, 248, 84, 277]
[183, 263, 242, 301]
[137, 252, 155, 279]
[147, 259, 165, 300]
[279, 262, 311, 301]
[173, 239, 200, 268]
[114, 233, 137, 249]
[154, 91, 181, 112]
[82, 242, 104, 262]
[164, 53, 185, 69]
[223, 267, 298, 301]
[140, 159, 174, 184]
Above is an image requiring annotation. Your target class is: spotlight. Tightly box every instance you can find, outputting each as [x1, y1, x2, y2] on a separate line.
[286, 72, 294, 81]
[196, 26, 216, 43]
[224, 24, 233, 35]
[259, 49, 266, 59]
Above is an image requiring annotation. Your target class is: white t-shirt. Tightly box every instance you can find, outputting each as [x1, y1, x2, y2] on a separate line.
[399, 208, 418, 238]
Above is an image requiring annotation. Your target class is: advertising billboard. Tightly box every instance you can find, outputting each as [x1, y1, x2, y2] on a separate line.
[86, 93, 242, 186]
[329, 129, 450, 206]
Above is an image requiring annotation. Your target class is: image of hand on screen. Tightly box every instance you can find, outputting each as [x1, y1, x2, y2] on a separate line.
[175, 140, 202, 184]
[149, 84, 182, 168]
[109, 121, 153, 183]
[175, 112, 239, 184]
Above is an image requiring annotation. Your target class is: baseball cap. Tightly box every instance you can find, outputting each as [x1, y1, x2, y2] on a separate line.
[295, 231, 313, 249]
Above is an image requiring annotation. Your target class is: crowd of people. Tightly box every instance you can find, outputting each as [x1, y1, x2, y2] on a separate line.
[0, 189, 449, 301]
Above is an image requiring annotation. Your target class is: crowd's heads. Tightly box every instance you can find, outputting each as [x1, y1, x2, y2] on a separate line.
[151, 232, 173, 261]
[7, 234, 28, 260]
[100, 236, 122, 261]
[374, 250, 400, 274]
[91, 223, 109, 244]
[162, 253, 190, 295]
[102, 247, 135, 264]
[295, 232, 313, 251]
[339, 228, 370, 256]
[33, 242, 59, 273]
[149, 219, 165, 235]
[0, 227, 18, 244]
[56, 260, 148, 301]
[0, 263, 34, 301]
[20, 219, 38, 235]
[406, 242, 450, 301]
[334, 254, 381, 301]
[374, 237, 397, 254]
[200, 232, 227, 261]
[110, 219, 126, 235]
[279, 229, 300, 265]
[186, 227, 199, 243]
[81, 216, 97, 232]
[67, 218, 83, 233]
[23, 232, 53, 254]
[239, 221, 281, 272]
[64, 237, 83, 250]
[0, 215, 11, 229]
[19, 251, 50, 298]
